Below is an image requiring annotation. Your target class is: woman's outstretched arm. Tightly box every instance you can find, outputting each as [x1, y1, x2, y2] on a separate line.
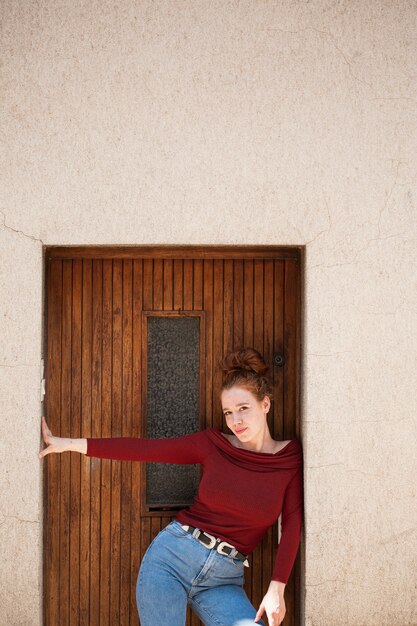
[39, 415, 210, 464]
[38, 415, 87, 458]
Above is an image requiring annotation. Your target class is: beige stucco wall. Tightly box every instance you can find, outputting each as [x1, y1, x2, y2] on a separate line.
[1, 1, 416, 624]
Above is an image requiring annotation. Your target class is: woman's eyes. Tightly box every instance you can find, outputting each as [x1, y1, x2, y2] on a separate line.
[224, 406, 248, 416]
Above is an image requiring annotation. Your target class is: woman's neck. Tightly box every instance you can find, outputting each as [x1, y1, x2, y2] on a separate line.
[232, 427, 277, 453]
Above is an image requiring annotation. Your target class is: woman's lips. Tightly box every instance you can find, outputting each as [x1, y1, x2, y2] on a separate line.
[235, 427, 247, 434]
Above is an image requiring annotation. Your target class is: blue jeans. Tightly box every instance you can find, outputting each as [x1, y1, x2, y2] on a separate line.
[136, 520, 267, 626]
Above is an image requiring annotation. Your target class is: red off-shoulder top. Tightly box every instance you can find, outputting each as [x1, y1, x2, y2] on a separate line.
[86, 427, 304, 584]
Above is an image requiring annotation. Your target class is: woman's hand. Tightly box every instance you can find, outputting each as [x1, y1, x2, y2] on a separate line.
[38, 415, 87, 458]
[39, 416, 67, 458]
[255, 582, 286, 626]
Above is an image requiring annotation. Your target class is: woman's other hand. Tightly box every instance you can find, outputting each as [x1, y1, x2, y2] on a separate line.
[255, 582, 286, 626]
[38, 415, 87, 458]
[38, 416, 68, 458]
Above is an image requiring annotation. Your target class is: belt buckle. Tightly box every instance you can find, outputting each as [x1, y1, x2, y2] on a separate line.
[197, 530, 217, 550]
[217, 540, 234, 557]
[217, 541, 250, 567]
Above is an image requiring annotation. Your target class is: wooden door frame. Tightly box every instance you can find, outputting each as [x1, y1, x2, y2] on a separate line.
[43, 244, 305, 626]
[45, 245, 302, 261]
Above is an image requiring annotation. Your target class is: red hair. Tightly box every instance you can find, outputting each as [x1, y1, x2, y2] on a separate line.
[221, 347, 273, 402]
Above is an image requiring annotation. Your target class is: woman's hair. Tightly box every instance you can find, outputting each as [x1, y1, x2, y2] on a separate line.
[221, 347, 273, 402]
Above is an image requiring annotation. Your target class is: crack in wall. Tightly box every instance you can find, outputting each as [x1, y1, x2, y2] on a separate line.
[346, 469, 382, 478]
[0, 210, 44, 245]
[380, 527, 416, 545]
[0, 514, 39, 527]
[258, 26, 378, 95]
[309, 229, 411, 268]
[376, 160, 401, 239]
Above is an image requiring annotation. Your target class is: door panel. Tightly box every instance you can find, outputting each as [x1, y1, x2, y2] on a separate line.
[44, 247, 302, 626]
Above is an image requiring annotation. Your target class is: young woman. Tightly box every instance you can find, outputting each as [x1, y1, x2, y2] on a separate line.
[39, 347, 303, 626]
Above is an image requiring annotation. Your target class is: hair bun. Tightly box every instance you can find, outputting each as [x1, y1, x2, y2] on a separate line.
[222, 347, 269, 376]
[221, 347, 273, 402]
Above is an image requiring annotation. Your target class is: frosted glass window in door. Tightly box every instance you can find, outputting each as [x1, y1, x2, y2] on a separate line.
[146, 315, 200, 508]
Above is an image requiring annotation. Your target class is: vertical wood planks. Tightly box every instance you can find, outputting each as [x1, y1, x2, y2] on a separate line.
[120, 260, 133, 626]
[60, 259, 72, 626]
[203, 260, 213, 428]
[80, 259, 92, 626]
[283, 259, 299, 438]
[110, 260, 122, 624]
[213, 260, 223, 424]
[273, 260, 285, 437]
[262, 259, 274, 592]
[223, 259, 233, 356]
[193, 259, 203, 311]
[251, 258, 264, 608]
[69, 259, 82, 624]
[44, 259, 62, 625]
[282, 258, 301, 626]
[173, 259, 183, 310]
[183, 259, 193, 311]
[243, 260, 254, 348]
[90, 259, 102, 626]
[100, 259, 112, 626]
[131, 260, 143, 625]
[233, 260, 243, 348]
[153, 259, 163, 311]
[163, 259, 173, 310]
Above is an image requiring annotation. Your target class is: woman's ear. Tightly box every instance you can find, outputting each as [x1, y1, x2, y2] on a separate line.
[263, 395, 271, 414]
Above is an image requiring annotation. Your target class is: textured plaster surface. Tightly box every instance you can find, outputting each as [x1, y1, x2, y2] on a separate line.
[1, 1, 416, 624]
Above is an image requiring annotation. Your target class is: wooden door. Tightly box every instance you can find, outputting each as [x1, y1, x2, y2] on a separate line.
[43, 246, 302, 626]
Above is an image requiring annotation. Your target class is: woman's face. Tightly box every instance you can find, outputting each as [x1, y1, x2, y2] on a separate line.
[221, 385, 271, 443]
